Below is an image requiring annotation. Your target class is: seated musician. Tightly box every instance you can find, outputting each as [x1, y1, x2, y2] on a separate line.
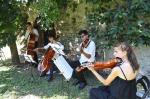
[87, 42, 139, 99]
[70, 30, 96, 90]
[34, 30, 64, 82]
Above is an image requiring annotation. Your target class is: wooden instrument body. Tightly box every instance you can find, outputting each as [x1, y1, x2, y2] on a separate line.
[78, 58, 118, 72]
[38, 47, 55, 73]
[94, 58, 118, 70]
[27, 33, 36, 59]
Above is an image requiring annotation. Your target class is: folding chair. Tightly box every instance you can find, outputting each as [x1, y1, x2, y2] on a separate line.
[136, 75, 150, 99]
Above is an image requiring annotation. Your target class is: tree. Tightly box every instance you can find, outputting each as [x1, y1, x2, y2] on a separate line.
[86, 0, 150, 48]
[0, 0, 27, 64]
[28, 0, 60, 30]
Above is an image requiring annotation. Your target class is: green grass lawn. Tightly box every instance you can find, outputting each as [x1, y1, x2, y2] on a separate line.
[0, 62, 101, 99]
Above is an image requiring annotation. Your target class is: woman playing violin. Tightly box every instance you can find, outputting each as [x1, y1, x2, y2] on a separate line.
[88, 42, 139, 99]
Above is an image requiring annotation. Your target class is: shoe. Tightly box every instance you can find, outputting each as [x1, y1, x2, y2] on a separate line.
[47, 76, 54, 82]
[32, 63, 38, 68]
[40, 71, 46, 77]
[78, 82, 87, 90]
[72, 80, 80, 86]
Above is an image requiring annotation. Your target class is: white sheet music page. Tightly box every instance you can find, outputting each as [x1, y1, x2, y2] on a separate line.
[53, 54, 73, 81]
[23, 54, 36, 63]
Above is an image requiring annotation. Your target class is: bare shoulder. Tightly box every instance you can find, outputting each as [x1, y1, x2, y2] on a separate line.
[112, 66, 120, 71]
[111, 66, 120, 75]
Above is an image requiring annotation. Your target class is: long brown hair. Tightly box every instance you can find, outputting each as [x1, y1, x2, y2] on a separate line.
[115, 42, 140, 72]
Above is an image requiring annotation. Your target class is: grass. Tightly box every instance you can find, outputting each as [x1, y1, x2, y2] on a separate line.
[0, 61, 100, 99]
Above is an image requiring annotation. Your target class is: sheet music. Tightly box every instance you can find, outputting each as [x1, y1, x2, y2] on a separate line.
[53, 54, 73, 81]
[23, 54, 36, 63]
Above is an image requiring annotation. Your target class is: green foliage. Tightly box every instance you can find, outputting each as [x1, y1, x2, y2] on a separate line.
[31, 0, 60, 30]
[87, 0, 150, 47]
[0, 0, 27, 47]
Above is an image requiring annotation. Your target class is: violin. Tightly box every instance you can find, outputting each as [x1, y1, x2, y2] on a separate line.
[93, 58, 118, 70]
[76, 58, 119, 72]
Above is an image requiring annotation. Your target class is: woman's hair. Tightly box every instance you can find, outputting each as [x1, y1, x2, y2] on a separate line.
[114, 42, 140, 72]
[47, 29, 57, 40]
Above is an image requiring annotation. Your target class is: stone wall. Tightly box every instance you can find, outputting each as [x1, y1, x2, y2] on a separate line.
[105, 46, 150, 79]
[135, 46, 150, 78]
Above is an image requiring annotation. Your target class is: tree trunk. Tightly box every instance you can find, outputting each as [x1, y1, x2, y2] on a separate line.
[9, 42, 20, 64]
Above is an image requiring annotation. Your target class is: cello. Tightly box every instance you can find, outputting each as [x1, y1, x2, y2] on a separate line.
[38, 46, 55, 76]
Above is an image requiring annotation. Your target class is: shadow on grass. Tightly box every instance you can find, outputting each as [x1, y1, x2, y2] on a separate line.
[0, 63, 100, 99]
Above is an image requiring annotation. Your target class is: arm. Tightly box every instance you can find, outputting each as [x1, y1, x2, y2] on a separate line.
[80, 49, 91, 59]
[34, 43, 50, 52]
[88, 66, 119, 86]
[34, 47, 45, 53]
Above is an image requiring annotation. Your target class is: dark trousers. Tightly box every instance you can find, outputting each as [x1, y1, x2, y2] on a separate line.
[70, 60, 87, 83]
[48, 61, 58, 78]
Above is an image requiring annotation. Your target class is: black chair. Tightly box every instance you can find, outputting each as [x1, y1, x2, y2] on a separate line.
[136, 75, 150, 99]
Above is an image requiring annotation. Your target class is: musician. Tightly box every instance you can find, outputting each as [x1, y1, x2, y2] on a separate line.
[34, 30, 64, 82]
[71, 30, 96, 90]
[88, 42, 139, 99]
[25, 22, 39, 64]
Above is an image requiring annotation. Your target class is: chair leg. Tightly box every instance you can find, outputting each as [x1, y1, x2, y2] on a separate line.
[141, 88, 150, 99]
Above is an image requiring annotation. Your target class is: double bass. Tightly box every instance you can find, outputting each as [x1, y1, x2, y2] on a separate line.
[27, 32, 37, 60]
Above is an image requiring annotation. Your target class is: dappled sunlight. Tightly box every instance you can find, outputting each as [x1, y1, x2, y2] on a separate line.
[19, 94, 40, 99]
[2, 90, 18, 99]
[48, 95, 68, 99]
[0, 66, 11, 72]
[0, 84, 6, 88]
[1, 46, 11, 59]
[0, 61, 98, 99]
